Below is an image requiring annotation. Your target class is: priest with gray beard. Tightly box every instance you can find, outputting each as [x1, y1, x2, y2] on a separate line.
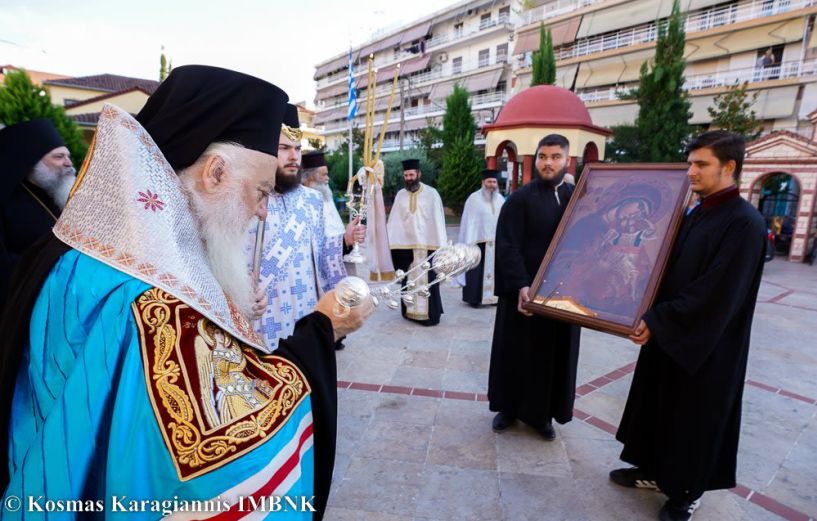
[0, 118, 76, 312]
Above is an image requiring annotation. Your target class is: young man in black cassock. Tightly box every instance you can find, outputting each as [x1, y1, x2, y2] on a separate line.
[488, 134, 581, 441]
[610, 131, 766, 521]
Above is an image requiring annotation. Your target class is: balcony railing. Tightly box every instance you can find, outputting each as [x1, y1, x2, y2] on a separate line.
[576, 58, 817, 102]
[555, 0, 815, 61]
[523, 0, 601, 26]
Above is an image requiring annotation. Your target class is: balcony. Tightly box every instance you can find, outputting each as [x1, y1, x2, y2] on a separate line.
[555, 0, 815, 62]
[522, 0, 602, 26]
[576, 58, 817, 103]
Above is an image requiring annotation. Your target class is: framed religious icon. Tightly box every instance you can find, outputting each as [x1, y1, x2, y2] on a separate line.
[523, 163, 691, 337]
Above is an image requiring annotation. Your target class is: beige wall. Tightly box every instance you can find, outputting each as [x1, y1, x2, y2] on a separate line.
[47, 85, 105, 106]
[64, 90, 150, 116]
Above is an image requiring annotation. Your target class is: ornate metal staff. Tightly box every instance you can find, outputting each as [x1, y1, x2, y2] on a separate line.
[333, 242, 482, 315]
[344, 55, 400, 264]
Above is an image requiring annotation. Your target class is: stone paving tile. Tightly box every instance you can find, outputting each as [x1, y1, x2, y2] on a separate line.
[357, 419, 433, 463]
[738, 386, 814, 491]
[426, 422, 497, 471]
[400, 350, 449, 370]
[389, 366, 446, 390]
[331, 457, 424, 516]
[440, 368, 486, 394]
[761, 414, 817, 519]
[574, 377, 632, 426]
[373, 394, 439, 426]
[323, 506, 414, 520]
[414, 464, 501, 520]
[494, 428, 572, 478]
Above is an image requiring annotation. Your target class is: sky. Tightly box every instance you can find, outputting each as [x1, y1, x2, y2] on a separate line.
[0, 0, 462, 108]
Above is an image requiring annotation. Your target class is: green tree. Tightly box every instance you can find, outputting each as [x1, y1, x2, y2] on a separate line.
[606, 124, 642, 162]
[415, 119, 443, 173]
[707, 81, 762, 141]
[630, 0, 692, 161]
[530, 23, 546, 86]
[325, 147, 362, 195]
[543, 27, 556, 85]
[381, 148, 437, 203]
[437, 85, 483, 210]
[159, 46, 172, 81]
[307, 137, 327, 151]
[531, 24, 556, 87]
[0, 69, 88, 166]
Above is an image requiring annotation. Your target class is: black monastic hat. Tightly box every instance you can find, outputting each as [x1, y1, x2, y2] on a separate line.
[402, 158, 420, 171]
[0, 118, 65, 200]
[283, 103, 300, 129]
[301, 151, 326, 169]
[482, 169, 499, 179]
[136, 65, 289, 170]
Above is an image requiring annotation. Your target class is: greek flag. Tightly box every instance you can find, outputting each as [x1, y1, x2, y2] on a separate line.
[347, 48, 357, 121]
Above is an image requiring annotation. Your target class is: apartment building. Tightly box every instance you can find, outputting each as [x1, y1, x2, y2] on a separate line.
[312, 0, 515, 152]
[513, 0, 817, 135]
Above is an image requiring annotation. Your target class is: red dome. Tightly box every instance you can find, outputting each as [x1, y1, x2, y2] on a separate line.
[486, 85, 609, 134]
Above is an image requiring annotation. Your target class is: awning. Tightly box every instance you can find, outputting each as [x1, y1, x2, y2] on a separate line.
[513, 30, 539, 56]
[400, 54, 432, 76]
[403, 118, 429, 131]
[685, 19, 805, 62]
[375, 33, 404, 53]
[375, 94, 401, 111]
[466, 68, 503, 92]
[513, 17, 581, 55]
[316, 81, 348, 98]
[555, 64, 579, 89]
[577, 0, 664, 39]
[314, 55, 347, 80]
[430, 79, 459, 100]
[587, 103, 637, 127]
[401, 21, 432, 43]
[575, 49, 652, 88]
[688, 85, 797, 124]
[313, 106, 347, 125]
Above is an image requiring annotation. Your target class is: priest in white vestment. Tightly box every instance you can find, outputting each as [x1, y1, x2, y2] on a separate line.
[386, 158, 447, 326]
[458, 169, 505, 306]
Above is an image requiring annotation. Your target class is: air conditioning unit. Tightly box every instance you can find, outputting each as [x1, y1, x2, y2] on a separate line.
[437, 52, 449, 63]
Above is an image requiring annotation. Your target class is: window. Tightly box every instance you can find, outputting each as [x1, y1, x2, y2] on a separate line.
[496, 43, 508, 64]
[452, 56, 463, 75]
[454, 22, 464, 36]
[480, 13, 494, 29]
[478, 49, 490, 68]
[499, 6, 510, 23]
[497, 80, 507, 93]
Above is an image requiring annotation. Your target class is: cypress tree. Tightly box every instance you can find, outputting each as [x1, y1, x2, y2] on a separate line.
[631, 0, 692, 161]
[438, 85, 482, 210]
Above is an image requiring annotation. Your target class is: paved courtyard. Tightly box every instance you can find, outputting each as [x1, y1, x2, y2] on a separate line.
[325, 235, 817, 521]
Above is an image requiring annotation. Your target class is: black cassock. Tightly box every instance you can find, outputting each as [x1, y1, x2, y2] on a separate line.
[0, 235, 340, 521]
[0, 181, 60, 312]
[488, 179, 580, 429]
[462, 242, 486, 306]
[616, 187, 766, 499]
[391, 248, 444, 326]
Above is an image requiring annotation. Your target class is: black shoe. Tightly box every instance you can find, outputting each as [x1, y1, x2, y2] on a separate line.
[492, 412, 515, 432]
[609, 467, 660, 491]
[659, 497, 701, 521]
[334, 340, 345, 351]
[537, 421, 556, 441]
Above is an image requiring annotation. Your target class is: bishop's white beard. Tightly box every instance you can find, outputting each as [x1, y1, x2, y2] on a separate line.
[182, 177, 255, 317]
[314, 181, 333, 203]
[28, 160, 76, 209]
[481, 187, 496, 202]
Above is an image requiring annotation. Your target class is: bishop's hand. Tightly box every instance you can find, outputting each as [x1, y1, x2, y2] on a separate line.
[344, 215, 366, 247]
[314, 288, 375, 341]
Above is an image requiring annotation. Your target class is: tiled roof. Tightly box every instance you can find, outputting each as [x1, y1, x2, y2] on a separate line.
[70, 113, 101, 125]
[44, 73, 159, 94]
